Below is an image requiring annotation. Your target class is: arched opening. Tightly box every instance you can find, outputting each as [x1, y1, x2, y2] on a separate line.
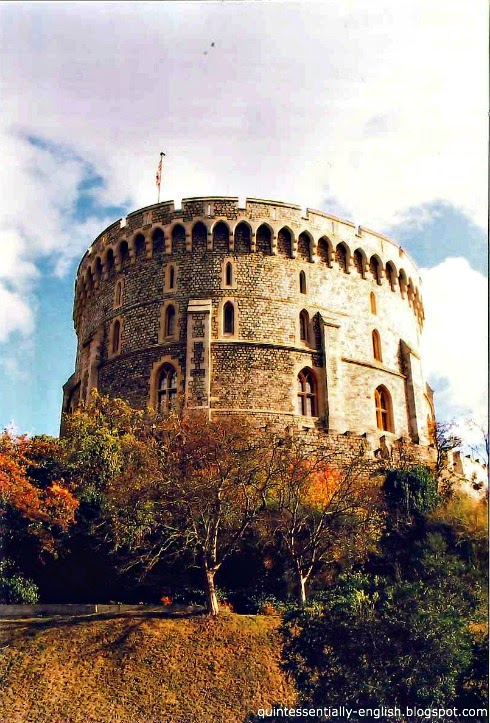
[256, 224, 272, 255]
[335, 243, 348, 273]
[372, 329, 382, 362]
[112, 319, 121, 355]
[212, 221, 230, 252]
[353, 249, 366, 278]
[93, 257, 103, 284]
[369, 255, 381, 284]
[386, 262, 397, 291]
[278, 227, 292, 258]
[157, 364, 177, 413]
[152, 228, 165, 256]
[192, 221, 208, 252]
[225, 262, 233, 287]
[398, 270, 407, 298]
[375, 385, 394, 432]
[318, 236, 333, 266]
[297, 368, 317, 417]
[370, 292, 377, 315]
[299, 270, 307, 294]
[407, 281, 415, 307]
[223, 301, 235, 335]
[298, 232, 312, 262]
[85, 270, 94, 296]
[119, 240, 130, 267]
[168, 265, 176, 290]
[171, 224, 186, 254]
[114, 280, 123, 308]
[234, 222, 251, 253]
[164, 305, 176, 337]
[105, 248, 115, 278]
[134, 233, 146, 259]
[299, 309, 309, 342]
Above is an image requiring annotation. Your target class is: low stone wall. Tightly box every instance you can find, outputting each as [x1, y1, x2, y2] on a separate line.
[0, 604, 162, 618]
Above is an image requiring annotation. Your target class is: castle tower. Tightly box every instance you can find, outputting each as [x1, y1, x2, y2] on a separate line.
[62, 196, 435, 453]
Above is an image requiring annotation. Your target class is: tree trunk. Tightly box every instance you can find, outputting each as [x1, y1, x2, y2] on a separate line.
[204, 566, 219, 616]
[295, 569, 307, 606]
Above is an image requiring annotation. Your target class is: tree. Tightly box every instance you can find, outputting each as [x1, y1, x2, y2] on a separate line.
[62, 395, 281, 615]
[0, 431, 78, 600]
[429, 420, 462, 496]
[265, 437, 382, 606]
[279, 461, 488, 719]
[462, 418, 489, 466]
[0, 431, 78, 554]
[157, 412, 280, 614]
[280, 570, 474, 714]
[383, 465, 439, 522]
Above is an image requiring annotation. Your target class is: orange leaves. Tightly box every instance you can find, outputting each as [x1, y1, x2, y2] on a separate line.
[0, 431, 78, 550]
[43, 482, 79, 527]
[304, 465, 341, 509]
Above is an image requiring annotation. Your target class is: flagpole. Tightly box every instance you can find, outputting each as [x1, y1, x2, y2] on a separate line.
[156, 151, 165, 204]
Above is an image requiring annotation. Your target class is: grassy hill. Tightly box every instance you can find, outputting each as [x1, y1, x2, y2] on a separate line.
[0, 611, 296, 723]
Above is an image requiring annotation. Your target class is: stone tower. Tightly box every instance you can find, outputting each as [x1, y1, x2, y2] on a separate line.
[63, 196, 435, 457]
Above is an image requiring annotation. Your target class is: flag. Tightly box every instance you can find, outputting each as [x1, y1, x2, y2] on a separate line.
[156, 155, 163, 187]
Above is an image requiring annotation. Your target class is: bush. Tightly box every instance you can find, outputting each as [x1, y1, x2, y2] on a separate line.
[280, 571, 473, 710]
[171, 587, 232, 608]
[384, 465, 439, 519]
[0, 559, 39, 604]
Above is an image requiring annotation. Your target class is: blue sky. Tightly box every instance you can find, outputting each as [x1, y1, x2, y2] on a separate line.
[0, 1, 487, 442]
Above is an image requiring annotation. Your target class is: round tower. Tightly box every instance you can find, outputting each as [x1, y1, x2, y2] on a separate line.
[62, 196, 435, 451]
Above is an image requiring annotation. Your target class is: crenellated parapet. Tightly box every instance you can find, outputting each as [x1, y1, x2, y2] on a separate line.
[65, 194, 434, 457]
[74, 197, 425, 331]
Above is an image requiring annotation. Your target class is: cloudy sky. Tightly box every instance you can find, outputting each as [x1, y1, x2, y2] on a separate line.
[0, 1, 487, 443]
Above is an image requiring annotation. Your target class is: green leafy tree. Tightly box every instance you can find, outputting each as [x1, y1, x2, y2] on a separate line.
[281, 571, 474, 713]
[383, 465, 439, 521]
[279, 464, 487, 720]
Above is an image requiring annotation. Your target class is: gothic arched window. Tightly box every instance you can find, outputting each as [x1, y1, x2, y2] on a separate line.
[372, 329, 382, 362]
[370, 292, 377, 315]
[375, 385, 394, 432]
[299, 271, 307, 294]
[164, 305, 176, 337]
[297, 368, 317, 417]
[299, 310, 309, 342]
[114, 280, 123, 308]
[223, 301, 235, 335]
[157, 364, 177, 412]
[112, 319, 121, 355]
[225, 262, 233, 287]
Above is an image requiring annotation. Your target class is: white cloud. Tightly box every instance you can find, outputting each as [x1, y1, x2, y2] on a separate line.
[420, 258, 488, 426]
[0, 0, 487, 427]
[0, 283, 34, 342]
[0, 0, 486, 229]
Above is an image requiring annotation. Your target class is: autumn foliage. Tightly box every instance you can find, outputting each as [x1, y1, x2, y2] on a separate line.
[0, 432, 78, 555]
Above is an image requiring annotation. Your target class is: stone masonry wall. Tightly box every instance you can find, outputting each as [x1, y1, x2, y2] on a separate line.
[63, 196, 435, 462]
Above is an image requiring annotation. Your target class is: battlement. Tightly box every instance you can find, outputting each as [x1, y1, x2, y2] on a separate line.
[76, 197, 424, 329]
[64, 193, 434, 454]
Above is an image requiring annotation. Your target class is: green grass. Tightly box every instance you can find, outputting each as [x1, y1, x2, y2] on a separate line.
[0, 611, 296, 723]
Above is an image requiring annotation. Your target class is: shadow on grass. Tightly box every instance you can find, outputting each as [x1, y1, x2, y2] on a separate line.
[0, 606, 207, 648]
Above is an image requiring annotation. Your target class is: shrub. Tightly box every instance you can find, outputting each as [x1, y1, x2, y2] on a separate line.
[0, 559, 39, 604]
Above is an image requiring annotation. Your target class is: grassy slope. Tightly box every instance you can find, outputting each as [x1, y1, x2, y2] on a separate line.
[0, 612, 296, 723]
